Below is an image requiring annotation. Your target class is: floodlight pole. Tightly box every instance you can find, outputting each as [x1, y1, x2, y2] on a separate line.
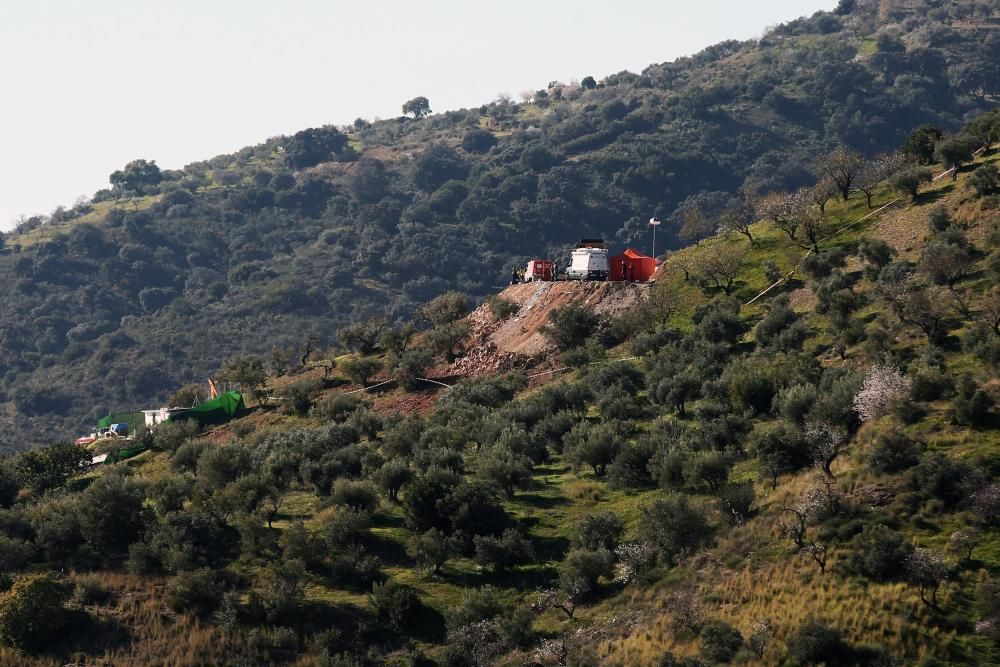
[649, 217, 661, 259]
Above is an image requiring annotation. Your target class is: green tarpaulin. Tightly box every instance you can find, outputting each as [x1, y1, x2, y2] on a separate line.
[167, 390, 245, 426]
[97, 411, 143, 431]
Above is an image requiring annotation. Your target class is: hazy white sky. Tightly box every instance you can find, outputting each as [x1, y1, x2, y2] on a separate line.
[0, 0, 836, 230]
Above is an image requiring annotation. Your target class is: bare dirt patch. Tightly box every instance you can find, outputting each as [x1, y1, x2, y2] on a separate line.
[455, 281, 651, 375]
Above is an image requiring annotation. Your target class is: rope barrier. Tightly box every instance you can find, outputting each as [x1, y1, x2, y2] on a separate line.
[525, 355, 641, 379]
[417, 377, 453, 389]
[344, 378, 397, 394]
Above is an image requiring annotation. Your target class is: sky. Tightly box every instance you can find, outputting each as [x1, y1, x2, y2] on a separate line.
[0, 0, 837, 230]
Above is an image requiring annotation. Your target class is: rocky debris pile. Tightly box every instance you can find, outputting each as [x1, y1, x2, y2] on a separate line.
[453, 280, 651, 377]
[851, 482, 901, 508]
[454, 340, 534, 376]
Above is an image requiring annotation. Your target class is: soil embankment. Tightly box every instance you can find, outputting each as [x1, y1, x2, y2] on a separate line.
[455, 281, 651, 375]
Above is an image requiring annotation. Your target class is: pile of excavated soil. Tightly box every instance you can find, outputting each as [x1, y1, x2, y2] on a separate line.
[455, 281, 651, 375]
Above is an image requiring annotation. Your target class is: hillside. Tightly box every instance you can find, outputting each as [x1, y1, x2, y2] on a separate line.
[0, 113, 999, 665]
[1, 0, 999, 448]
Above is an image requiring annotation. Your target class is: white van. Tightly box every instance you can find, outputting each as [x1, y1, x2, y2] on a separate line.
[566, 247, 609, 281]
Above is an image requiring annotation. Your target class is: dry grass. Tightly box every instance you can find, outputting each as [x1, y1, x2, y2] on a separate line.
[598, 554, 960, 666]
[0, 572, 261, 666]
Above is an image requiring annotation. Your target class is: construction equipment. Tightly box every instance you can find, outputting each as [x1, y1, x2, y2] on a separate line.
[566, 239, 609, 281]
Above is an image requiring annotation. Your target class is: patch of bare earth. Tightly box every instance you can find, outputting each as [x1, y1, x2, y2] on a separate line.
[454, 281, 651, 376]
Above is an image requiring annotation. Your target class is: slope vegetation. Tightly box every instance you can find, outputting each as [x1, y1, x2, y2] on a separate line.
[2, 0, 999, 447]
[1, 124, 999, 665]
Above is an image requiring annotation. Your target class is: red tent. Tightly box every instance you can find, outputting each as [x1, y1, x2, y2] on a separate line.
[610, 248, 657, 282]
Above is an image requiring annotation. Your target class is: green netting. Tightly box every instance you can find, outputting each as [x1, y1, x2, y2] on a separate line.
[97, 412, 143, 431]
[167, 390, 245, 426]
[106, 444, 149, 463]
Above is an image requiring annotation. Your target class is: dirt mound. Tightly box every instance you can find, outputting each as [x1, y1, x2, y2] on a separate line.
[456, 281, 651, 375]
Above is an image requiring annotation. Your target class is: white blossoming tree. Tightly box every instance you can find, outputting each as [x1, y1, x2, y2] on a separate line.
[853, 365, 913, 423]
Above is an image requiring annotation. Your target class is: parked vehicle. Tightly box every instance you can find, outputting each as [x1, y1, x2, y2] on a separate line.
[101, 423, 130, 439]
[566, 239, 609, 281]
[524, 259, 555, 282]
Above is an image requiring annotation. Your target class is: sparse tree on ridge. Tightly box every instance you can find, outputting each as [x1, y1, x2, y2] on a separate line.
[818, 148, 864, 201]
[402, 96, 432, 119]
[718, 187, 757, 246]
[855, 153, 906, 208]
[935, 136, 976, 181]
[697, 244, 747, 294]
[807, 176, 838, 215]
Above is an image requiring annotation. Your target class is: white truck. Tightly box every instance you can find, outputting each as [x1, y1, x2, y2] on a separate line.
[565, 243, 609, 281]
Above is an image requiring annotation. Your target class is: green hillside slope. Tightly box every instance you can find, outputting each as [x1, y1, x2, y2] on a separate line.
[1, 0, 999, 448]
[0, 119, 999, 664]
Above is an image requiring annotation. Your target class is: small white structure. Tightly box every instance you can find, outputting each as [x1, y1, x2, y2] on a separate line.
[142, 407, 179, 429]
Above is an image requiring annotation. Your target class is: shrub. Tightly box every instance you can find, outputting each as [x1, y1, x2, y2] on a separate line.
[419, 291, 467, 328]
[77, 471, 149, 560]
[699, 619, 743, 662]
[473, 529, 534, 574]
[323, 508, 372, 549]
[910, 453, 972, 508]
[0, 466, 20, 508]
[171, 438, 210, 473]
[867, 431, 923, 473]
[850, 524, 912, 581]
[407, 528, 449, 574]
[330, 479, 379, 512]
[777, 384, 819, 425]
[486, 295, 519, 321]
[0, 536, 34, 572]
[573, 511, 625, 551]
[786, 619, 854, 666]
[970, 163, 1000, 198]
[392, 348, 434, 390]
[370, 580, 421, 631]
[0, 574, 68, 653]
[313, 393, 366, 423]
[559, 548, 614, 594]
[928, 205, 952, 233]
[802, 250, 847, 279]
[72, 577, 110, 606]
[542, 304, 600, 350]
[892, 166, 933, 200]
[164, 568, 223, 617]
[754, 296, 807, 351]
[658, 653, 708, 667]
[639, 494, 711, 566]
[340, 356, 382, 387]
[281, 378, 323, 415]
[445, 586, 503, 631]
[950, 375, 995, 427]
